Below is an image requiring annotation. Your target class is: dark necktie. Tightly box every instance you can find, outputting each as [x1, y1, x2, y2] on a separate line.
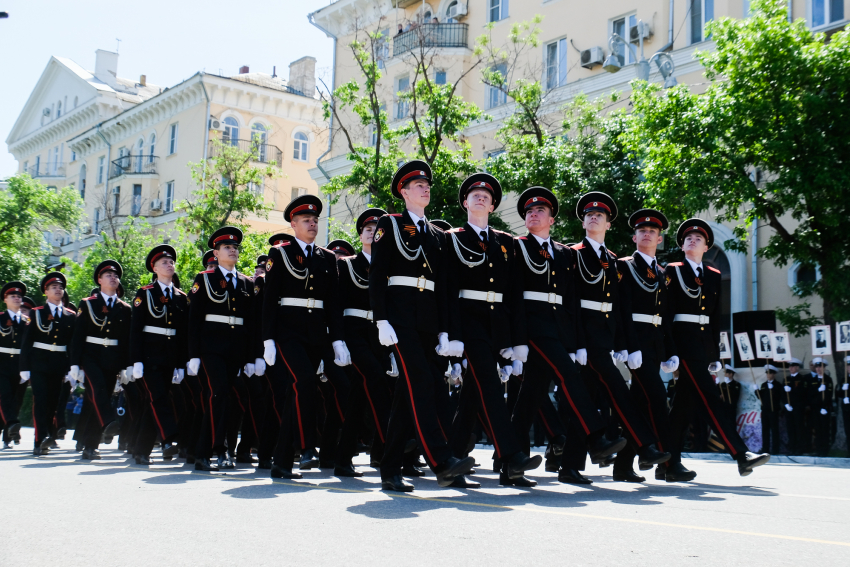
[599, 246, 609, 269]
[108, 297, 114, 309]
[165, 287, 171, 302]
[651, 260, 656, 273]
[226, 273, 235, 291]
[480, 230, 488, 252]
[417, 220, 427, 246]
[696, 266, 703, 282]
[54, 307, 60, 319]
[541, 241, 550, 259]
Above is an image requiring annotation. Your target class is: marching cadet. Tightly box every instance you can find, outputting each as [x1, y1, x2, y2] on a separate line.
[262, 195, 350, 479]
[70, 261, 131, 460]
[664, 219, 769, 479]
[188, 227, 259, 472]
[19, 272, 76, 456]
[369, 160, 475, 492]
[719, 365, 742, 421]
[613, 210, 680, 483]
[254, 254, 268, 278]
[758, 365, 782, 454]
[327, 240, 356, 257]
[1, 282, 28, 447]
[783, 357, 806, 454]
[129, 245, 189, 465]
[809, 357, 833, 457]
[563, 192, 669, 483]
[508, 187, 626, 486]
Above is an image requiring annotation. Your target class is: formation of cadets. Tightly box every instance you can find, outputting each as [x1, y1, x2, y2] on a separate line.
[0, 160, 778, 490]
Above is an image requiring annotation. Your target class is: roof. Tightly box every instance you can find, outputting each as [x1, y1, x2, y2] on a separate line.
[54, 56, 162, 100]
[220, 72, 312, 98]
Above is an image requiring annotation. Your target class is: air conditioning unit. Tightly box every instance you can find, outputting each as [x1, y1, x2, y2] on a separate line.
[150, 199, 162, 211]
[580, 47, 605, 69]
[452, 2, 468, 17]
[209, 118, 224, 131]
[42, 108, 51, 117]
[630, 24, 652, 43]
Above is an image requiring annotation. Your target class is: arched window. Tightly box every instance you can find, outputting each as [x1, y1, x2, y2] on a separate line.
[135, 138, 145, 172]
[223, 117, 239, 145]
[293, 131, 309, 162]
[79, 164, 87, 200]
[148, 133, 156, 163]
[445, 1, 459, 22]
[252, 123, 268, 162]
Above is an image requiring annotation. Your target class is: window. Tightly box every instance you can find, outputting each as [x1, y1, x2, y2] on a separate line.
[34, 155, 41, 176]
[112, 186, 120, 215]
[368, 125, 378, 147]
[395, 76, 410, 119]
[74, 96, 78, 108]
[545, 39, 567, 90]
[97, 156, 105, 184]
[71, 150, 76, 162]
[489, 0, 508, 23]
[690, 0, 714, 44]
[168, 123, 178, 155]
[248, 180, 264, 197]
[293, 132, 309, 161]
[788, 262, 822, 288]
[487, 63, 508, 109]
[56, 101, 62, 118]
[79, 164, 87, 199]
[165, 181, 175, 212]
[135, 138, 144, 172]
[94, 208, 101, 234]
[612, 15, 638, 64]
[132, 184, 142, 215]
[148, 134, 156, 162]
[811, 0, 844, 27]
[223, 117, 239, 145]
[23, 161, 28, 174]
[291, 187, 307, 201]
[52, 146, 59, 174]
[435, 70, 447, 85]
[445, 0, 460, 22]
[252, 123, 268, 162]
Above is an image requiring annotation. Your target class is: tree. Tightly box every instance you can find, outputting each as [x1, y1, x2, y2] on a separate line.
[627, 0, 850, 333]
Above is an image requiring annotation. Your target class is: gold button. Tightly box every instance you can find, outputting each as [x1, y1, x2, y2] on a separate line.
[232, 308, 236, 312]
[489, 263, 493, 267]
[701, 295, 705, 299]
[423, 263, 427, 268]
[310, 275, 314, 278]
[490, 305, 494, 310]
[231, 325, 234, 328]
[419, 288, 423, 292]
[605, 314, 609, 318]
[168, 322, 171, 325]
[607, 293, 610, 297]
[310, 287, 313, 290]
[106, 330, 110, 333]
[308, 309, 312, 313]
[489, 278, 494, 282]
[553, 284, 557, 288]
[700, 326, 704, 330]
[553, 306, 557, 310]
[552, 271, 555, 275]
[701, 307, 705, 310]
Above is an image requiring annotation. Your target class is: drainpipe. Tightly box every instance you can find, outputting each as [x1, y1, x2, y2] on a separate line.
[199, 73, 211, 190]
[752, 220, 759, 311]
[657, 0, 675, 52]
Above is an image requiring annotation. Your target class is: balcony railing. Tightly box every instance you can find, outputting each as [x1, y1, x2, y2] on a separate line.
[209, 138, 283, 165]
[110, 155, 158, 179]
[393, 23, 469, 57]
[27, 162, 66, 178]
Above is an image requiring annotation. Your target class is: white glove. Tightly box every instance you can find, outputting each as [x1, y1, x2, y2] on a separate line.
[187, 358, 201, 376]
[818, 384, 826, 392]
[317, 360, 324, 375]
[263, 339, 276, 366]
[575, 349, 588, 366]
[843, 383, 849, 391]
[387, 353, 399, 377]
[243, 363, 255, 378]
[376, 320, 398, 346]
[767, 382, 774, 389]
[448, 340, 465, 358]
[614, 350, 628, 363]
[844, 397, 850, 404]
[172, 369, 185, 384]
[332, 340, 351, 366]
[707, 361, 722, 373]
[65, 374, 77, 390]
[19, 371, 29, 383]
[119, 368, 130, 385]
[665, 356, 679, 373]
[436, 333, 450, 356]
[70, 365, 82, 381]
[785, 404, 793, 412]
[498, 365, 511, 383]
[511, 359, 523, 376]
[569, 353, 576, 363]
[176, 368, 185, 384]
[133, 362, 144, 379]
[784, 385, 792, 392]
[627, 350, 643, 370]
[661, 361, 674, 373]
[512, 345, 529, 362]
[820, 408, 828, 415]
[254, 358, 266, 376]
[450, 363, 462, 385]
[499, 347, 514, 360]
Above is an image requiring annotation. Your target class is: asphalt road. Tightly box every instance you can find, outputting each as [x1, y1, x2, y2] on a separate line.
[2, 428, 848, 567]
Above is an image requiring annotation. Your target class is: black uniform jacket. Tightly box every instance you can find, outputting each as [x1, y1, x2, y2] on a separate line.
[757, 380, 783, 411]
[263, 240, 343, 345]
[617, 253, 677, 361]
[252, 274, 265, 356]
[0, 311, 28, 370]
[571, 238, 625, 353]
[369, 212, 448, 337]
[808, 373, 834, 410]
[445, 224, 523, 350]
[130, 283, 189, 370]
[663, 261, 722, 361]
[71, 293, 131, 370]
[19, 305, 76, 374]
[787, 372, 808, 408]
[514, 235, 580, 352]
[188, 267, 255, 364]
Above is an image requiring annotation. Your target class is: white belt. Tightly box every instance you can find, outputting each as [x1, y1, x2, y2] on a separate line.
[205, 314, 244, 325]
[388, 276, 435, 291]
[143, 325, 177, 337]
[581, 299, 613, 312]
[344, 308, 373, 320]
[632, 314, 663, 326]
[674, 314, 710, 324]
[86, 336, 119, 347]
[523, 291, 563, 305]
[459, 290, 503, 303]
[280, 298, 324, 309]
[0, 347, 20, 355]
[33, 342, 67, 352]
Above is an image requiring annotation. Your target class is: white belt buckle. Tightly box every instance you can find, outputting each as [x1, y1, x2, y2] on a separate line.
[600, 302, 611, 312]
[548, 293, 558, 304]
[486, 291, 497, 303]
[652, 315, 662, 326]
[229, 316, 238, 325]
[699, 315, 709, 325]
[366, 310, 373, 321]
[306, 298, 316, 309]
[417, 276, 427, 290]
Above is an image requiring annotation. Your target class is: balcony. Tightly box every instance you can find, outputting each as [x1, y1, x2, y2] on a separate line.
[27, 162, 66, 178]
[208, 139, 283, 165]
[110, 155, 158, 179]
[392, 23, 469, 57]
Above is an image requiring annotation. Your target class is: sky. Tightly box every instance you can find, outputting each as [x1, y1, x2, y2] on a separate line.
[0, 0, 337, 177]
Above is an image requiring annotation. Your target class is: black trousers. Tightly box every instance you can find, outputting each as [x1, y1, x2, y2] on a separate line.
[136, 366, 179, 457]
[30, 369, 65, 447]
[668, 359, 749, 464]
[813, 407, 831, 456]
[227, 372, 264, 457]
[80, 359, 120, 450]
[258, 373, 284, 463]
[381, 327, 452, 479]
[272, 338, 322, 467]
[761, 409, 781, 454]
[318, 352, 350, 464]
[842, 400, 850, 456]
[55, 380, 71, 434]
[182, 374, 205, 456]
[118, 381, 144, 452]
[0, 367, 21, 434]
[196, 354, 241, 459]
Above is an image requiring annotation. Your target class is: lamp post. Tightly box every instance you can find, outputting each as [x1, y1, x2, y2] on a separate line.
[602, 20, 678, 88]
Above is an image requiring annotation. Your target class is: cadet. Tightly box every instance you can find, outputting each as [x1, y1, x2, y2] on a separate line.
[369, 160, 475, 492]
[758, 365, 782, 454]
[188, 227, 259, 471]
[19, 272, 76, 456]
[809, 357, 833, 457]
[664, 219, 769, 479]
[783, 358, 806, 454]
[1, 282, 28, 447]
[719, 365, 742, 421]
[130, 245, 189, 465]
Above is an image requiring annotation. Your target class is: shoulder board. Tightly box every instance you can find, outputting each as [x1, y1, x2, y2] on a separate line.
[141, 284, 155, 290]
[667, 262, 683, 267]
[607, 250, 618, 258]
[173, 288, 186, 295]
[63, 307, 75, 314]
[620, 256, 634, 261]
[32, 306, 44, 311]
[389, 213, 402, 217]
[551, 240, 564, 248]
[570, 243, 585, 250]
[316, 246, 332, 255]
[492, 229, 510, 236]
[81, 297, 92, 303]
[200, 269, 215, 274]
[117, 299, 130, 307]
[517, 236, 528, 241]
[275, 241, 291, 247]
[448, 227, 464, 233]
[707, 266, 721, 274]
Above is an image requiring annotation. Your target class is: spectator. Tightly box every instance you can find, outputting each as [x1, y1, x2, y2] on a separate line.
[397, 23, 404, 36]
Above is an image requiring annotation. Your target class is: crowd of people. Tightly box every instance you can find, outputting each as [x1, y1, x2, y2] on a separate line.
[0, 160, 774, 490]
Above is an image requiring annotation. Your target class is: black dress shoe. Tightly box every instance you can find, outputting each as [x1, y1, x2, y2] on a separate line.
[81, 449, 102, 461]
[162, 443, 179, 461]
[271, 465, 302, 479]
[499, 473, 537, 487]
[381, 475, 414, 492]
[545, 459, 559, 473]
[217, 455, 235, 470]
[551, 434, 567, 456]
[32, 447, 41, 457]
[5, 423, 21, 442]
[334, 463, 364, 477]
[639, 462, 653, 471]
[412, 457, 427, 468]
[370, 459, 381, 468]
[558, 468, 593, 485]
[638, 444, 671, 467]
[612, 469, 645, 483]
[737, 452, 770, 477]
[257, 459, 273, 470]
[118, 441, 128, 452]
[194, 458, 219, 472]
[506, 453, 543, 479]
[235, 454, 258, 464]
[298, 449, 320, 470]
[492, 457, 503, 473]
[402, 463, 426, 477]
[56, 427, 67, 439]
[39, 436, 53, 450]
[134, 455, 152, 466]
[664, 462, 697, 482]
[434, 456, 475, 487]
[588, 435, 627, 463]
[655, 465, 667, 481]
[449, 475, 480, 488]
[596, 454, 617, 467]
[103, 421, 121, 438]
[2, 442, 9, 450]
[75, 441, 84, 452]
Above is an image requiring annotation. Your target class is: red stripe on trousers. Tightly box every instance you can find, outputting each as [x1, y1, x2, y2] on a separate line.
[352, 362, 384, 442]
[681, 360, 739, 456]
[528, 340, 590, 434]
[84, 372, 105, 427]
[265, 376, 281, 422]
[589, 361, 641, 445]
[393, 343, 438, 467]
[537, 409, 555, 437]
[464, 350, 503, 458]
[276, 344, 306, 449]
[141, 377, 167, 440]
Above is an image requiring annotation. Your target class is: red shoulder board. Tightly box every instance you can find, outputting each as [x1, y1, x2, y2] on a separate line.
[200, 269, 215, 274]
[517, 236, 528, 240]
[607, 250, 617, 258]
[707, 266, 721, 274]
[173, 288, 186, 295]
[620, 256, 633, 261]
[668, 262, 683, 267]
[551, 240, 563, 247]
[32, 306, 44, 311]
[316, 246, 332, 254]
[81, 297, 92, 303]
[64, 307, 75, 314]
[492, 229, 510, 236]
[389, 213, 402, 217]
[447, 227, 464, 233]
[141, 284, 155, 290]
[275, 241, 290, 247]
[570, 243, 585, 250]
